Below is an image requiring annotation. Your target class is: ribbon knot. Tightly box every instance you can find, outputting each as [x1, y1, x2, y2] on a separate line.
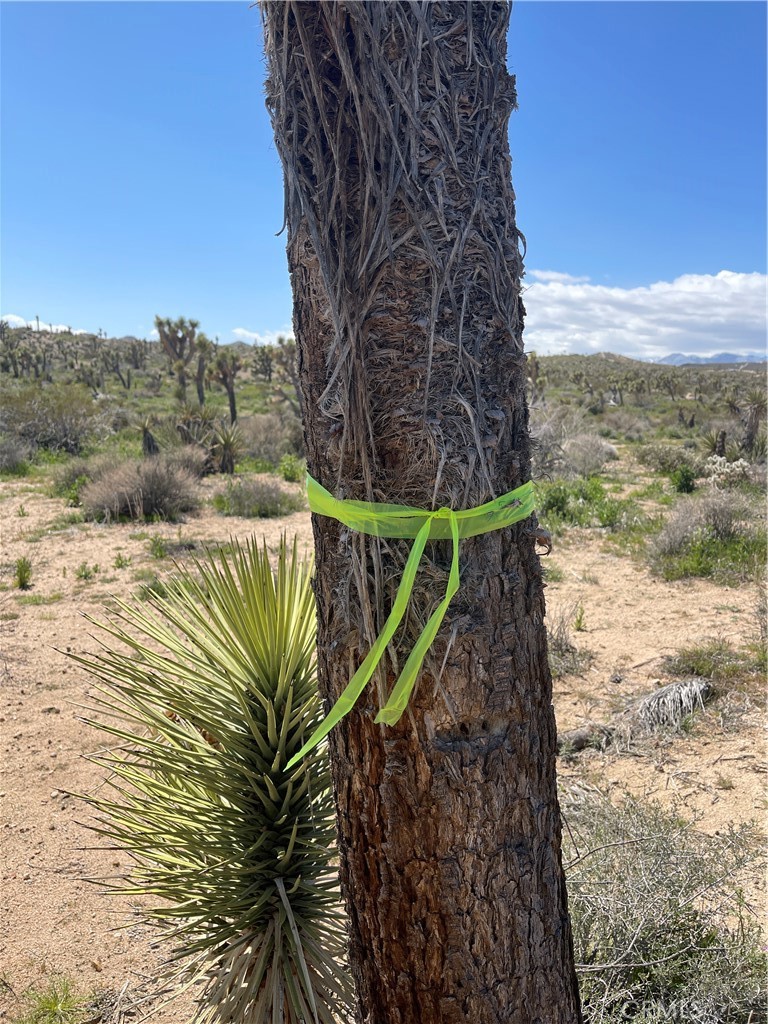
[286, 475, 535, 769]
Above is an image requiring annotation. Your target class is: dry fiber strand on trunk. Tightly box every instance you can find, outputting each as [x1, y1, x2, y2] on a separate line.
[262, 2, 582, 1022]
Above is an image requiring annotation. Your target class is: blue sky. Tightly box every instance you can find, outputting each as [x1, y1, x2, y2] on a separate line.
[2, 1, 766, 359]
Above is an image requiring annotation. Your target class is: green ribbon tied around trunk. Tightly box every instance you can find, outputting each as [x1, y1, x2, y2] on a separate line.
[286, 474, 535, 769]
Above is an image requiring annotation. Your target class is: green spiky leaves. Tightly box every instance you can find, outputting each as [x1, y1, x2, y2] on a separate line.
[74, 537, 353, 1024]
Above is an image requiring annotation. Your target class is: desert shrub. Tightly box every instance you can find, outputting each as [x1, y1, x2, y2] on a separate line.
[562, 433, 618, 478]
[0, 383, 100, 454]
[665, 638, 761, 687]
[163, 443, 210, 478]
[14, 557, 32, 590]
[238, 412, 304, 467]
[637, 443, 703, 477]
[530, 406, 587, 479]
[651, 492, 765, 584]
[51, 455, 113, 505]
[537, 477, 640, 531]
[669, 464, 697, 493]
[602, 409, 652, 443]
[547, 601, 593, 678]
[278, 451, 305, 482]
[0, 435, 32, 475]
[564, 790, 766, 1023]
[212, 477, 305, 518]
[80, 458, 200, 522]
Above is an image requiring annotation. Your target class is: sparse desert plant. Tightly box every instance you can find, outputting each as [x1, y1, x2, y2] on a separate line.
[562, 434, 617, 478]
[665, 637, 763, 688]
[0, 435, 32, 475]
[80, 457, 200, 523]
[212, 477, 305, 518]
[547, 601, 593, 678]
[74, 562, 99, 581]
[12, 974, 92, 1024]
[0, 383, 101, 454]
[238, 412, 303, 468]
[651, 491, 765, 584]
[537, 477, 640, 532]
[149, 536, 168, 559]
[163, 442, 210, 479]
[51, 455, 113, 506]
[17, 504, 28, 518]
[112, 553, 131, 569]
[669, 463, 697, 493]
[563, 789, 766, 1024]
[637, 442, 702, 477]
[278, 452, 305, 483]
[13, 557, 32, 590]
[72, 538, 352, 1024]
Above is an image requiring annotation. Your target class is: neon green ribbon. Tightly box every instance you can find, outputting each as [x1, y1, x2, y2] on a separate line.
[286, 475, 535, 769]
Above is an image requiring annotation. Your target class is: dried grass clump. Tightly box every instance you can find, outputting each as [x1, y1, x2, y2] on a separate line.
[530, 407, 615, 479]
[654, 492, 754, 557]
[0, 435, 32, 475]
[637, 443, 703, 476]
[238, 413, 303, 467]
[633, 678, 712, 734]
[562, 434, 617, 478]
[212, 477, 305, 519]
[81, 458, 200, 522]
[562, 788, 766, 1024]
[164, 443, 210, 479]
[547, 601, 593, 679]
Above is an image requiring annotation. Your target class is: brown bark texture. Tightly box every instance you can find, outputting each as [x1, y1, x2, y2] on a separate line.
[262, 3, 582, 1022]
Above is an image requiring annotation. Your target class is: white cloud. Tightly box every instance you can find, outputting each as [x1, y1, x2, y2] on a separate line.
[527, 270, 591, 285]
[523, 270, 767, 360]
[232, 324, 293, 346]
[1, 313, 89, 334]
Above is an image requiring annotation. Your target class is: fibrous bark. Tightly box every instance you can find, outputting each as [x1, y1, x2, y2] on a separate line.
[262, 3, 582, 1021]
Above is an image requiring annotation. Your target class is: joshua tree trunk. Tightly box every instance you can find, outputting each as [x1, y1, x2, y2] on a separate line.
[262, 3, 581, 1022]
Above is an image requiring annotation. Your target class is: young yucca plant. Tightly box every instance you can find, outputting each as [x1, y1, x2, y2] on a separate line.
[73, 537, 353, 1024]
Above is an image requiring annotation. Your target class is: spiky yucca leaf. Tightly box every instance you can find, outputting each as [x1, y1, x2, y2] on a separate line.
[73, 536, 353, 1024]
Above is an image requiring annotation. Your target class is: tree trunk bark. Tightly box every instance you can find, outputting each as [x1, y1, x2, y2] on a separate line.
[262, 3, 581, 1022]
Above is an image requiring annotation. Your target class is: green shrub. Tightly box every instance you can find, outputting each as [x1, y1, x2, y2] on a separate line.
[669, 464, 697, 493]
[80, 457, 200, 522]
[72, 538, 352, 1023]
[74, 562, 99, 581]
[149, 536, 168, 559]
[0, 383, 100, 454]
[665, 638, 761, 686]
[651, 492, 765, 585]
[13, 557, 32, 590]
[536, 477, 640, 531]
[213, 477, 305, 518]
[564, 790, 766, 1024]
[13, 974, 92, 1024]
[278, 451, 305, 482]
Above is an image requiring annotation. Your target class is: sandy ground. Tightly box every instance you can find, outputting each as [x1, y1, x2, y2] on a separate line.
[0, 471, 764, 1022]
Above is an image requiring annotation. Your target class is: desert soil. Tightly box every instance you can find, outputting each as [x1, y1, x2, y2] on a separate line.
[0, 467, 764, 1022]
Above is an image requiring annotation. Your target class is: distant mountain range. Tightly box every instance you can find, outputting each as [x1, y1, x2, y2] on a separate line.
[657, 351, 765, 366]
